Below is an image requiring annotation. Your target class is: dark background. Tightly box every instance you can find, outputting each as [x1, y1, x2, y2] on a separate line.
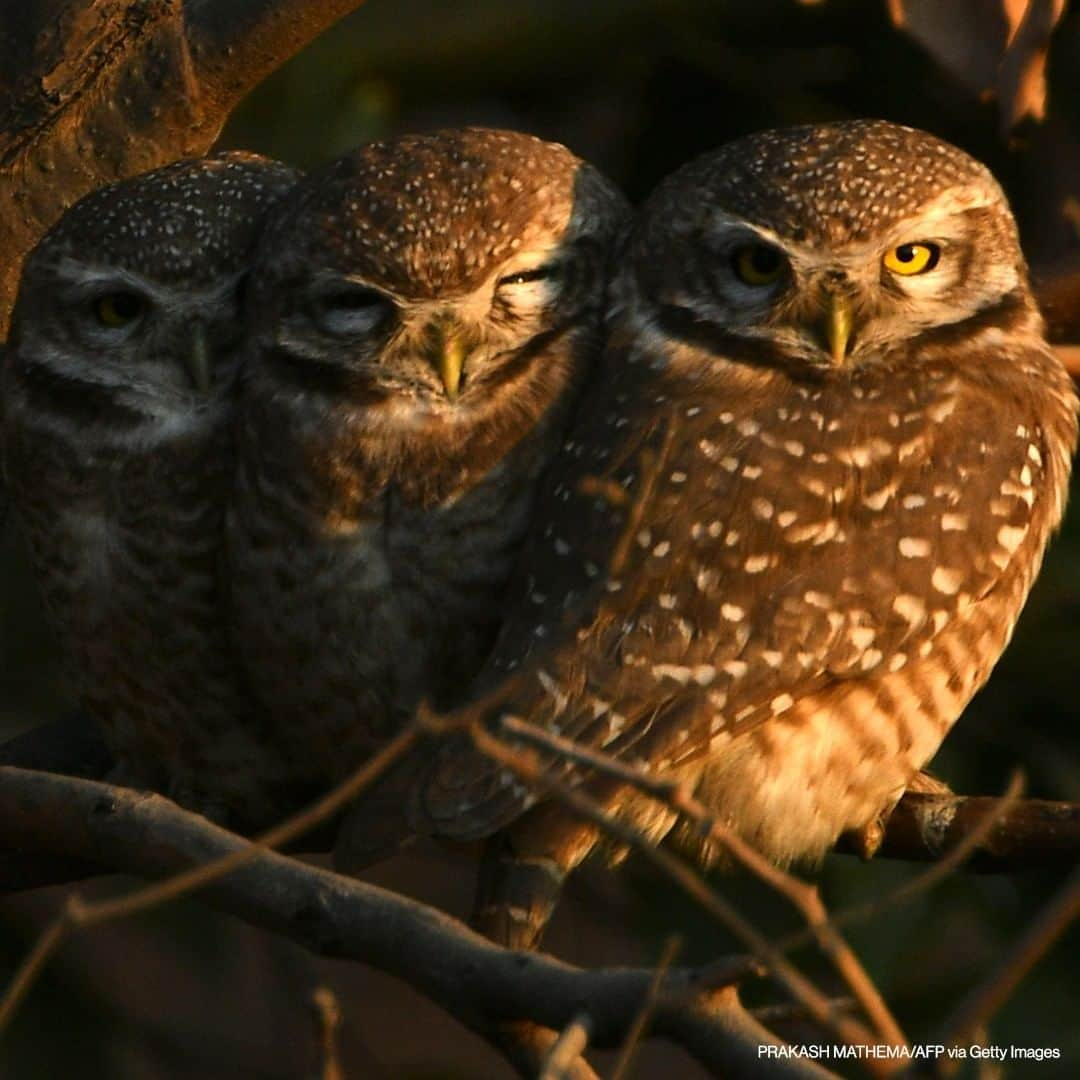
[2, 1, 1078, 1076]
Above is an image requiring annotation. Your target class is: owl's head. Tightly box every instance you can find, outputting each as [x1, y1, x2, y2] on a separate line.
[625, 120, 1034, 373]
[7, 152, 299, 441]
[247, 128, 628, 414]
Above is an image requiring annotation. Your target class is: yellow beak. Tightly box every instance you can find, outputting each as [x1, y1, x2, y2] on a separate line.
[437, 331, 467, 400]
[823, 293, 853, 367]
[184, 322, 213, 393]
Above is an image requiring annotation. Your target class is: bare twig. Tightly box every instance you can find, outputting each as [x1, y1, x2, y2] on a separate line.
[610, 936, 681, 1080]
[538, 1014, 595, 1080]
[310, 986, 345, 1080]
[469, 722, 894, 1075]
[498, 715, 907, 1049]
[933, 863, 1080, 1056]
[604, 417, 679, 577]
[0, 721, 422, 1031]
[752, 998, 858, 1025]
[0, 764, 837, 1078]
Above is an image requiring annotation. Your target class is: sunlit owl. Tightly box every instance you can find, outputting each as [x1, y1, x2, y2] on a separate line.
[227, 128, 629, 863]
[1, 152, 302, 829]
[413, 120, 1079, 949]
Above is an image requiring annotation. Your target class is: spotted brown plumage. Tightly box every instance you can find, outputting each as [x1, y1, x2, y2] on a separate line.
[1, 153, 302, 828]
[226, 128, 629, 865]
[412, 120, 1078, 949]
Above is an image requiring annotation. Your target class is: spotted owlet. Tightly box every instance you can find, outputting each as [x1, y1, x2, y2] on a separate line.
[227, 128, 629, 863]
[2, 153, 302, 828]
[413, 120, 1079, 949]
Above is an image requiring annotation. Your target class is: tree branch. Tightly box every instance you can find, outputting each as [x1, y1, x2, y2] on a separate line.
[183, 0, 367, 117]
[0, 764, 836, 1079]
[837, 789, 1080, 870]
[466, 722, 892, 1073]
[932, 863, 1080, 1055]
[495, 714, 907, 1050]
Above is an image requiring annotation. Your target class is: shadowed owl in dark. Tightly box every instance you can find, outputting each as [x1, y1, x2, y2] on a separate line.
[2, 153, 302, 828]
[412, 120, 1078, 949]
[226, 128, 629, 863]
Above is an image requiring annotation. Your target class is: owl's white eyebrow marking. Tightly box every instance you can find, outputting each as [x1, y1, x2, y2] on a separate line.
[50, 260, 243, 310]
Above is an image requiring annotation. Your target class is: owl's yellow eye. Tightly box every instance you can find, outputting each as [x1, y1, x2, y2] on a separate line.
[93, 292, 144, 327]
[883, 242, 940, 276]
[732, 244, 785, 287]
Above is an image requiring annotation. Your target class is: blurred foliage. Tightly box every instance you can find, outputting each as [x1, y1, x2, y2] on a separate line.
[3, 1, 1079, 1076]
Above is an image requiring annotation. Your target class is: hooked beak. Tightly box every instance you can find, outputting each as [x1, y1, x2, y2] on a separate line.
[822, 293, 854, 367]
[434, 326, 467, 400]
[184, 322, 213, 393]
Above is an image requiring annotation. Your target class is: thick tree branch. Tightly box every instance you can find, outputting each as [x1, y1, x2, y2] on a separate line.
[0, 764, 835, 1079]
[495, 714, 907, 1050]
[183, 0, 367, 118]
[1, 713, 1076, 897]
[0, 0, 367, 337]
[466, 722, 892, 1073]
[837, 789, 1080, 870]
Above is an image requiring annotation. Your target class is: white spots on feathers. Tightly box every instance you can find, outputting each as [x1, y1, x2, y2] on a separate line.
[931, 567, 964, 595]
[898, 537, 931, 558]
[997, 524, 1028, 553]
[863, 483, 897, 511]
[892, 593, 926, 625]
[652, 663, 694, 684]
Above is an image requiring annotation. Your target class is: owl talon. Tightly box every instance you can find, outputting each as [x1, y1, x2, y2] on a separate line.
[850, 818, 886, 861]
